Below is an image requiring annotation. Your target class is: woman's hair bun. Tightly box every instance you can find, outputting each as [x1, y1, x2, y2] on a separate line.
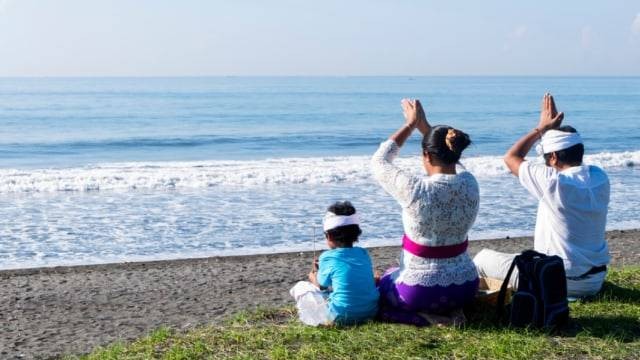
[421, 125, 471, 164]
[445, 128, 471, 155]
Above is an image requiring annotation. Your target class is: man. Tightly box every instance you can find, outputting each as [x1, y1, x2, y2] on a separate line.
[474, 93, 610, 298]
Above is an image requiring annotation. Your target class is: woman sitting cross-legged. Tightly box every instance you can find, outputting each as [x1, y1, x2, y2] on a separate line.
[371, 99, 479, 326]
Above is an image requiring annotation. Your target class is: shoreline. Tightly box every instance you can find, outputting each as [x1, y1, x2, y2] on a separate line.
[4, 225, 636, 273]
[2, 229, 639, 359]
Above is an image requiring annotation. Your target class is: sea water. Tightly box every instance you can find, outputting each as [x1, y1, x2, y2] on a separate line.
[0, 77, 638, 269]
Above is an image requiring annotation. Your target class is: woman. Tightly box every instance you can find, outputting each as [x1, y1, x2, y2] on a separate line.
[371, 99, 479, 326]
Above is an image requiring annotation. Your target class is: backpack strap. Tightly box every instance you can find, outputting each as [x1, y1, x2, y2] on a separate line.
[496, 255, 519, 322]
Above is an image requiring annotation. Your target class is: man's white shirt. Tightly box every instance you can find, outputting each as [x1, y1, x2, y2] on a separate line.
[518, 161, 610, 277]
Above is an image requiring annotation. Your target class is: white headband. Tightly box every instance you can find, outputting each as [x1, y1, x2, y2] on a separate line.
[323, 212, 360, 232]
[536, 129, 583, 155]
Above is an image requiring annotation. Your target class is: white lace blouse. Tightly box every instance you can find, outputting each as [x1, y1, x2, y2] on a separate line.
[371, 140, 479, 287]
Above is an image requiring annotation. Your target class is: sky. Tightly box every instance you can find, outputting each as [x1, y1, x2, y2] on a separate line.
[0, 0, 639, 76]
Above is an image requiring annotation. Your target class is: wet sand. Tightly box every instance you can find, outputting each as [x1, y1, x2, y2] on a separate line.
[1, 229, 638, 359]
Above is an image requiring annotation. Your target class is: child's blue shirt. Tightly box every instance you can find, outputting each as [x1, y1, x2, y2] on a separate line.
[317, 246, 379, 324]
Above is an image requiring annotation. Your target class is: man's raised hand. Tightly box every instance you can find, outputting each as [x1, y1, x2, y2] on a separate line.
[538, 93, 564, 132]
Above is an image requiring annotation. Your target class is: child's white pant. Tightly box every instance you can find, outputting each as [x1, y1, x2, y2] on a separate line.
[473, 248, 606, 298]
[289, 281, 336, 326]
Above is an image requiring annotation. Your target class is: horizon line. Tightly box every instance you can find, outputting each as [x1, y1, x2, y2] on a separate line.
[1, 74, 640, 79]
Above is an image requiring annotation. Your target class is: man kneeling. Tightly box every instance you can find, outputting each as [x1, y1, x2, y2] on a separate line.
[474, 93, 610, 299]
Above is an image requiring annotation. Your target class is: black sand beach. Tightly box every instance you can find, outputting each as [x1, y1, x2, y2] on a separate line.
[2, 229, 638, 359]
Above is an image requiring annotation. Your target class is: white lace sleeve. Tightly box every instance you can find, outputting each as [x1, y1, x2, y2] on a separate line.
[370, 140, 420, 208]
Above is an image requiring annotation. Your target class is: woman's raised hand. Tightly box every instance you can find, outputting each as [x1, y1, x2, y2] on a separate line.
[401, 98, 430, 135]
[414, 100, 430, 135]
[401, 98, 419, 128]
[537, 93, 564, 132]
[390, 98, 430, 147]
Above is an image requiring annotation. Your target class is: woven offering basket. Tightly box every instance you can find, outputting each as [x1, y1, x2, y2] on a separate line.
[476, 277, 512, 305]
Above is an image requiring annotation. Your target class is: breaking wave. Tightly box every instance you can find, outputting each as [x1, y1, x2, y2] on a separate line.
[0, 150, 637, 193]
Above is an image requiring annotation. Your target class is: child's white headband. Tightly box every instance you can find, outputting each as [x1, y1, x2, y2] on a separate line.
[323, 212, 359, 232]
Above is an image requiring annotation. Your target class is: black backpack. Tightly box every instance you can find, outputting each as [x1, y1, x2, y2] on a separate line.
[496, 250, 569, 329]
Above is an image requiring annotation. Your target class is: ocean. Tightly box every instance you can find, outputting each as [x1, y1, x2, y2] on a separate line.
[1, 76, 639, 269]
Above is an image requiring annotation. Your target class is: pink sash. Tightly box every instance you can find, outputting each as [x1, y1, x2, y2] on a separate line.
[402, 234, 468, 259]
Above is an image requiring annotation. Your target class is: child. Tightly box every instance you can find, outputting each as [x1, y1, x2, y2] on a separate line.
[289, 201, 379, 326]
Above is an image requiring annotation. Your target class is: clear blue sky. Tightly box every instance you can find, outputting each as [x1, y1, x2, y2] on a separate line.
[1, 0, 639, 76]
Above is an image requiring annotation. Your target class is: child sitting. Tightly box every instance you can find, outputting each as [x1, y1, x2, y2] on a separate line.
[290, 201, 379, 326]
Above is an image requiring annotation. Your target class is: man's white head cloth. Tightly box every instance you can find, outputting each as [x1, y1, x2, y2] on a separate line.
[536, 129, 583, 155]
[323, 211, 359, 232]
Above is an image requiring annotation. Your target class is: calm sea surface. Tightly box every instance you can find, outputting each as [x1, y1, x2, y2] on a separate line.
[1, 77, 639, 269]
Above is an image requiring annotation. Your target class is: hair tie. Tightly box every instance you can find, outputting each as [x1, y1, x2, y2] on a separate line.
[445, 128, 458, 151]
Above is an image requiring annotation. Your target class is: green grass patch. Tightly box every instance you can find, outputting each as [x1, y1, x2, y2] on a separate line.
[70, 267, 640, 360]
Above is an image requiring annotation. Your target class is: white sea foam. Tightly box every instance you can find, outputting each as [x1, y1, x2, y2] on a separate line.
[0, 150, 638, 193]
[1, 155, 639, 270]
[6, 222, 640, 270]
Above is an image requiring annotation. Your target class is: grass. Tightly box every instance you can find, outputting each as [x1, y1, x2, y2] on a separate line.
[69, 267, 640, 360]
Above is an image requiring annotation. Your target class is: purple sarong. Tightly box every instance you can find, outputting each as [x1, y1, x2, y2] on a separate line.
[377, 267, 479, 326]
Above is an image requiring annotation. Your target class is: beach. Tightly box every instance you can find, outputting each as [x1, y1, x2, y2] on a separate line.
[1, 76, 639, 359]
[1, 229, 637, 359]
[1, 2, 639, 357]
